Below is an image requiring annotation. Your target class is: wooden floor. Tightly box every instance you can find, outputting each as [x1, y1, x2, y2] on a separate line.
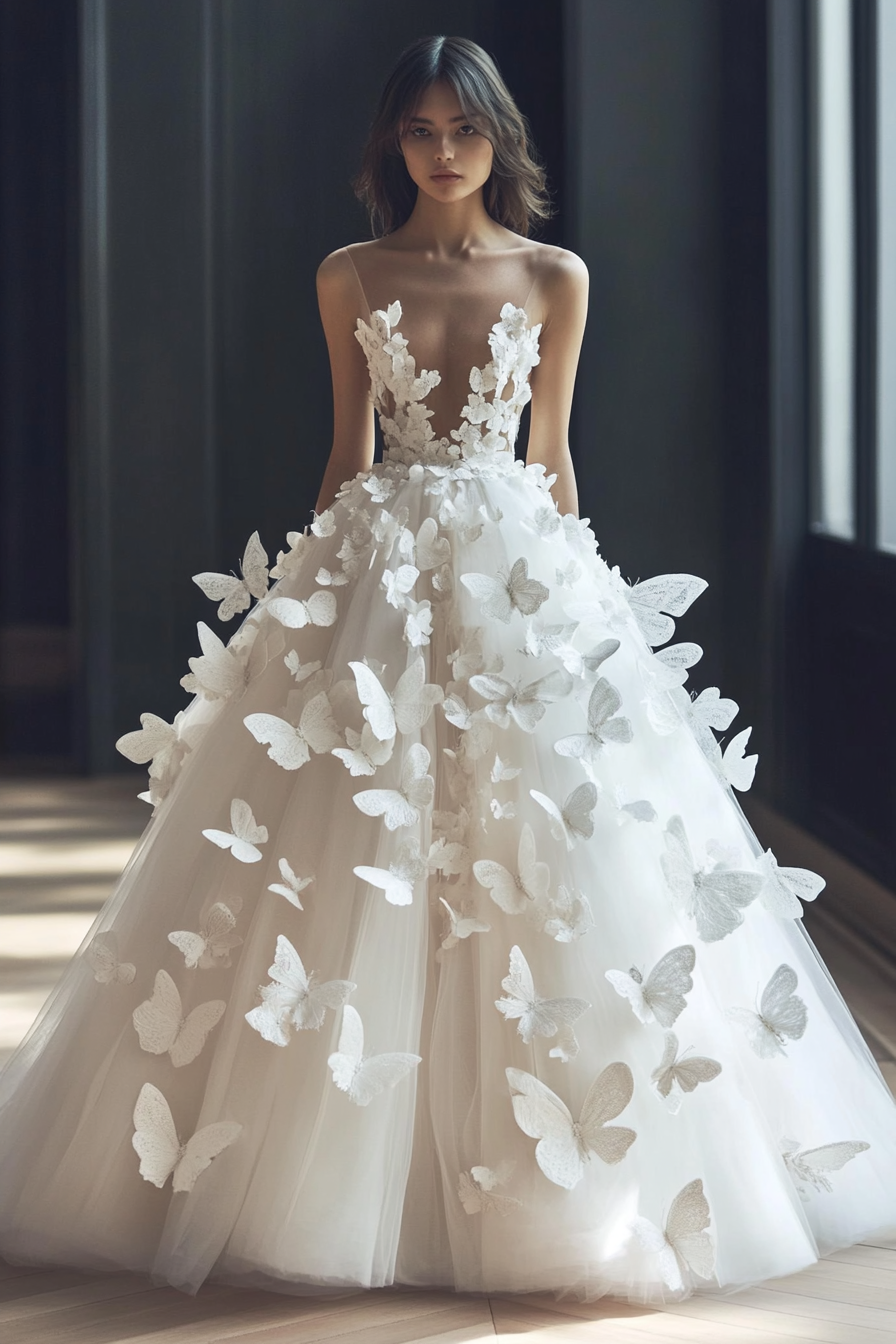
[1, 776, 895, 1344]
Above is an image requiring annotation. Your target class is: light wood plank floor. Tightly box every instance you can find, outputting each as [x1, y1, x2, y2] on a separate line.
[1, 776, 895, 1344]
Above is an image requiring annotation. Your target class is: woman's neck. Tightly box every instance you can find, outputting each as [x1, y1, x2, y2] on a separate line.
[393, 190, 509, 258]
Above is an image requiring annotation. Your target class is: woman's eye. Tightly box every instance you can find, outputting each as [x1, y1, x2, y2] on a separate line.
[458, 124, 476, 136]
[410, 126, 429, 137]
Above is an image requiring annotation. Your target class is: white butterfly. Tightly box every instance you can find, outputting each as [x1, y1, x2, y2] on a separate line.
[168, 902, 242, 970]
[439, 898, 491, 951]
[348, 656, 443, 742]
[202, 797, 268, 864]
[179, 622, 254, 701]
[87, 931, 135, 985]
[507, 1064, 636, 1189]
[726, 964, 808, 1057]
[441, 698, 493, 760]
[490, 798, 516, 820]
[605, 945, 695, 1028]
[332, 722, 395, 776]
[522, 619, 579, 660]
[555, 561, 582, 587]
[427, 837, 472, 877]
[469, 669, 574, 733]
[403, 598, 433, 648]
[496, 945, 590, 1048]
[115, 711, 191, 779]
[354, 839, 427, 906]
[491, 754, 521, 783]
[458, 1162, 521, 1215]
[473, 824, 550, 914]
[448, 628, 489, 680]
[310, 508, 336, 537]
[399, 516, 451, 571]
[268, 857, 314, 909]
[132, 1083, 241, 1193]
[265, 590, 337, 630]
[757, 849, 824, 918]
[540, 885, 594, 942]
[678, 687, 740, 760]
[382, 564, 419, 608]
[245, 935, 355, 1045]
[624, 574, 708, 647]
[461, 557, 550, 623]
[610, 786, 658, 824]
[192, 530, 269, 621]
[660, 816, 762, 942]
[370, 505, 408, 558]
[353, 742, 434, 830]
[362, 474, 394, 503]
[431, 562, 453, 600]
[328, 1005, 421, 1106]
[270, 529, 309, 580]
[244, 690, 341, 771]
[721, 726, 758, 791]
[554, 677, 633, 763]
[651, 1032, 722, 1110]
[631, 1179, 715, 1292]
[284, 651, 322, 683]
[781, 1137, 870, 1196]
[651, 641, 704, 686]
[316, 566, 349, 587]
[530, 783, 597, 849]
[132, 969, 225, 1067]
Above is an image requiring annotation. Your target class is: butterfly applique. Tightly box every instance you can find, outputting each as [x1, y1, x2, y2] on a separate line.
[631, 1178, 715, 1292]
[168, 900, 242, 970]
[726, 964, 808, 1057]
[268, 858, 314, 909]
[554, 677, 632, 764]
[605, 945, 696, 1027]
[457, 1162, 521, 1215]
[495, 945, 590, 1052]
[530, 782, 598, 849]
[132, 970, 225, 1067]
[651, 1032, 722, 1111]
[244, 688, 341, 771]
[461, 557, 550, 623]
[473, 823, 550, 914]
[469, 669, 573, 733]
[660, 815, 762, 942]
[348, 657, 443, 741]
[202, 798, 268, 863]
[506, 1063, 636, 1189]
[354, 839, 427, 906]
[781, 1137, 870, 1197]
[192, 531, 269, 621]
[132, 1083, 240, 1192]
[328, 1005, 421, 1106]
[245, 935, 355, 1046]
[353, 742, 435, 830]
[87, 931, 135, 985]
[438, 898, 491, 951]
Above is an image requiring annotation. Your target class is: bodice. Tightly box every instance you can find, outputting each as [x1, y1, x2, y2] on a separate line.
[354, 301, 542, 467]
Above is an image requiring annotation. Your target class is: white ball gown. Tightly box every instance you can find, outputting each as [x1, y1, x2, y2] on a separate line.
[1, 274, 895, 1306]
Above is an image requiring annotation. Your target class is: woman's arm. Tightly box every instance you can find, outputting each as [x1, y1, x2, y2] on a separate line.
[314, 250, 376, 513]
[525, 250, 589, 517]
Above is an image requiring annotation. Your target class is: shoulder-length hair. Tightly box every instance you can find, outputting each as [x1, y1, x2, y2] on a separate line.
[354, 36, 551, 238]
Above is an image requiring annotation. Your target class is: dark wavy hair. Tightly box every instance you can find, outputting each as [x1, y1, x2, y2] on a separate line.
[355, 36, 551, 238]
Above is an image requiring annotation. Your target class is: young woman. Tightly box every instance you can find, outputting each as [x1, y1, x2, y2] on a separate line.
[1, 35, 894, 1306]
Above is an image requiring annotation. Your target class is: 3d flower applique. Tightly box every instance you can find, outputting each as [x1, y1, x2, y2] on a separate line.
[202, 798, 268, 863]
[605, 946, 696, 1027]
[168, 899, 243, 970]
[328, 1005, 421, 1106]
[660, 816, 763, 942]
[438, 897, 491, 952]
[284, 651, 322, 684]
[757, 849, 825, 919]
[725, 964, 808, 1057]
[539, 885, 594, 943]
[473, 823, 550, 915]
[87, 931, 135, 985]
[530, 782, 598, 850]
[267, 858, 314, 910]
[348, 656, 444, 741]
[506, 1063, 636, 1189]
[651, 1033, 722, 1112]
[265, 590, 337, 630]
[631, 1180, 715, 1292]
[362, 474, 395, 505]
[470, 669, 574, 733]
[554, 677, 633, 764]
[192, 530, 270, 622]
[353, 742, 435, 830]
[458, 1163, 522, 1215]
[354, 839, 427, 906]
[244, 688, 341, 771]
[781, 1137, 870, 1198]
[495, 945, 590, 1051]
[245, 935, 355, 1046]
[461, 557, 549, 623]
[621, 573, 708, 648]
[332, 723, 395, 777]
[132, 1083, 241, 1192]
[132, 970, 225, 1067]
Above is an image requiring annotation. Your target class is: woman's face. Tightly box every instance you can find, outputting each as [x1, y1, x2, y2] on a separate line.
[400, 80, 494, 206]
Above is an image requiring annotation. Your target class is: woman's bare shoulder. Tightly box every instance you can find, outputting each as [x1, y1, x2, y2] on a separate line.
[522, 240, 588, 292]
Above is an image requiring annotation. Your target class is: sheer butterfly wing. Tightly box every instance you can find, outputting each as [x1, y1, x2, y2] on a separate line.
[295, 978, 356, 1030]
[506, 1068, 582, 1189]
[333, 723, 395, 776]
[726, 1005, 782, 1057]
[491, 754, 521, 782]
[328, 1003, 365, 1092]
[786, 1140, 870, 1192]
[268, 858, 313, 908]
[132, 1083, 182, 1187]
[666, 1178, 715, 1281]
[651, 1033, 681, 1097]
[133, 970, 183, 1056]
[631, 1217, 685, 1291]
[413, 517, 451, 570]
[759, 849, 825, 918]
[174, 1120, 243, 1193]
[721, 726, 758, 791]
[692, 868, 762, 942]
[641, 945, 696, 1027]
[579, 1062, 637, 1165]
[353, 786, 419, 831]
[531, 783, 597, 849]
[652, 1033, 721, 1098]
[508, 558, 550, 616]
[627, 574, 708, 646]
[518, 823, 551, 903]
[760, 964, 808, 1043]
[461, 572, 513, 622]
[497, 946, 590, 1042]
[348, 1052, 421, 1106]
[605, 969, 650, 1023]
[88, 932, 135, 985]
[473, 858, 526, 914]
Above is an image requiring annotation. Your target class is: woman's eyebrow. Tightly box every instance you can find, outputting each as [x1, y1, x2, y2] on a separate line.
[407, 115, 469, 125]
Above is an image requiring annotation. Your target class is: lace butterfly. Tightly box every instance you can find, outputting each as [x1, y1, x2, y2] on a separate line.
[605, 945, 695, 1027]
[192, 530, 269, 621]
[328, 1005, 421, 1106]
[631, 1178, 715, 1292]
[132, 1083, 241, 1192]
[132, 970, 225, 1067]
[245, 935, 355, 1045]
[353, 742, 434, 830]
[506, 1063, 636, 1189]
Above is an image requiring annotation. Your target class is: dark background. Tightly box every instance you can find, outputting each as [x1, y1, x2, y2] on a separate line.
[1, 0, 893, 909]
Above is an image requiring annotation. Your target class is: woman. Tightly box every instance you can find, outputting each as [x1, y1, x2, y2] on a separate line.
[1, 34, 894, 1306]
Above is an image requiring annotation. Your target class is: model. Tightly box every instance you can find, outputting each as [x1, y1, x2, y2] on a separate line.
[1, 35, 895, 1305]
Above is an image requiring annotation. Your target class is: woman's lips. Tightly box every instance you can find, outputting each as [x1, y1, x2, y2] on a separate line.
[431, 172, 462, 181]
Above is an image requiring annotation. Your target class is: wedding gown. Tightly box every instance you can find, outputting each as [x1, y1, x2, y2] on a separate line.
[1, 251, 895, 1306]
